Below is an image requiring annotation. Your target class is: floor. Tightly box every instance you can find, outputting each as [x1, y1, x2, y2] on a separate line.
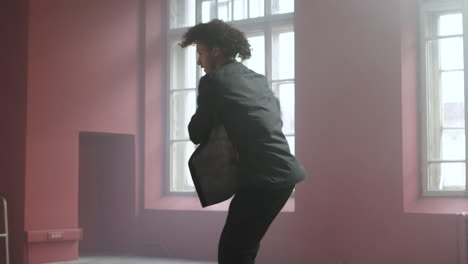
[49, 256, 216, 264]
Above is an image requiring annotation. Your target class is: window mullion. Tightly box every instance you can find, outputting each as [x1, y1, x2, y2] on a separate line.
[231, 0, 234, 21]
[433, 27, 442, 191]
[265, 0, 273, 87]
[167, 28, 174, 193]
[265, 23, 272, 86]
[426, 34, 464, 41]
[420, 3, 430, 195]
[432, 11, 443, 191]
[265, 0, 272, 17]
[463, 0, 468, 194]
[272, 78, 295, 83]
[196, 0, 202, 23]
[196, 0, 202, 87]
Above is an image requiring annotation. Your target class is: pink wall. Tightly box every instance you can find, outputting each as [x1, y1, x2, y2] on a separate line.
[25, 0, 141, 263]
[0, 1, 28, 264]
[294, 0, 458, 263]
[1, 0, 463, 263]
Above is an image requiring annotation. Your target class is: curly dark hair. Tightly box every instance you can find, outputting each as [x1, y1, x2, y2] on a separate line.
[179, 19, 251, 61]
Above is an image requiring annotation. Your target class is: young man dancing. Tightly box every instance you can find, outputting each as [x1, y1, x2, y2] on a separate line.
[180, 19, 307, 264]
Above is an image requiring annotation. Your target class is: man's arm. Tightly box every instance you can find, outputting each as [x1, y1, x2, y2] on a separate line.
[188, 76, 215, 144]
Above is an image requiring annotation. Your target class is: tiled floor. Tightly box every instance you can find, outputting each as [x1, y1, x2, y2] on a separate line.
[49, 256, 216, 264]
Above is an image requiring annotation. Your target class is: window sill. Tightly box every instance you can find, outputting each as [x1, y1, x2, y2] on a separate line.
[404, 196, 468, 215]
[144, 194, 295, 212]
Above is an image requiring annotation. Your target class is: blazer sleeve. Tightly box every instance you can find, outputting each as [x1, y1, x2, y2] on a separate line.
[188, 75, 216, 144]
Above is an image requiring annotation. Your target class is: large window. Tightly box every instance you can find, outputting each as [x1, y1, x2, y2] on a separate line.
[167, 0, 295, 192]
[420, 0, 468, 196]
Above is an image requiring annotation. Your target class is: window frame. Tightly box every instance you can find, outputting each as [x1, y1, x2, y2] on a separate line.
[419, 0, 468, 197]
[166, 0, 295, 194]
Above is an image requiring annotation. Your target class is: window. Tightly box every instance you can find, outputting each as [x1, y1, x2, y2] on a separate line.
[420, 0, 468, 196]
[167, 0, 295, 192]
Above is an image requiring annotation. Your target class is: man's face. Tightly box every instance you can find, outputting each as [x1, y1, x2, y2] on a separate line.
[196, 42, 216, 73]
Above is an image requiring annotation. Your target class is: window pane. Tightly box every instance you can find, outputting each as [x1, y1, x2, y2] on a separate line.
[286, 136, 295, 155]
[273, 31, 295, 80]
[171, 0, 196, 28]
[428, 163, 465, 191]
[234, 0, 248, 20]
[272, 0, 294, 14]
[439, 37, 464, 70]
[172, 44, 197, 90]
[273, 82, 295, 135]
[242, 35, 265, 75]
[202, 0, 216, 23]
[219, 0, 233, 21]
[250, 0, 264, 18]
[171, 141, 196, 192]
[441, 71, 465, 127]
[171, 91, 196, 140]
[439, 13, 462, 36]
[441, 129, 465, 160]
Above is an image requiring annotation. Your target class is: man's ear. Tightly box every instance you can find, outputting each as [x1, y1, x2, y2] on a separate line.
[212, 47, 222, 57]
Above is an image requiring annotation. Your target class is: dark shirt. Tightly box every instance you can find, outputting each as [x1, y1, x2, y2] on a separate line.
[188, 60, 307, 190]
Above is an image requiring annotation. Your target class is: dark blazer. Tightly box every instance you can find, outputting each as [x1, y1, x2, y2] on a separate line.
[188, 123, 238, 207]
[189, 60, 307, 190]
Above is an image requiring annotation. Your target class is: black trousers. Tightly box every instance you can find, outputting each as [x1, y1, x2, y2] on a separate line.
[218, 185, 295, 264]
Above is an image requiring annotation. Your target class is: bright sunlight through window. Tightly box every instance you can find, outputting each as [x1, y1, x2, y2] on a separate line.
[420, 0, 468, 196]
